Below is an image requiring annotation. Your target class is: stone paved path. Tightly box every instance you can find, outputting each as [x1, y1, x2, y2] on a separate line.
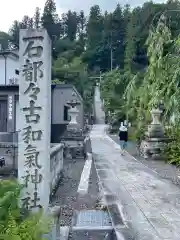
[110, 135, 180, 187]
[90, 124, 180, 240]
[94, 86, 105, 124]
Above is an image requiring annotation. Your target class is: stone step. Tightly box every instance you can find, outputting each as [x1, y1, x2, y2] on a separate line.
[70, 228, 116, 240]
[72, 210, 112, 227]
[69, 209, 116, 239]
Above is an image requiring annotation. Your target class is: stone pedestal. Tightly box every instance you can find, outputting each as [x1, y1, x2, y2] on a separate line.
[140, 108, 169, 160]
[60, 100, 85, 159]
[140, 139, 166, 160]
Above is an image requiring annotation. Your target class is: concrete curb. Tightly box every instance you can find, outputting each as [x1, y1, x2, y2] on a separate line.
[77, 153, 92, 195]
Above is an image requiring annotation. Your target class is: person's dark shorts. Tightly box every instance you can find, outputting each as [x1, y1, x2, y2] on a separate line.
[120, 140, 127, 149]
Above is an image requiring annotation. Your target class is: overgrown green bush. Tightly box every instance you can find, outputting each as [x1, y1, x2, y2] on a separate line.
[0, 180, 52, 240]
[165, 125, 180, 165]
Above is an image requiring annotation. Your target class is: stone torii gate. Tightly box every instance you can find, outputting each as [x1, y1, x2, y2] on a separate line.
[89, 71, 103, 85]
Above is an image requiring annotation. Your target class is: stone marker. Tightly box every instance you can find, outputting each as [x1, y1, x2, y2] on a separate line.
[18, 29, 51, 212]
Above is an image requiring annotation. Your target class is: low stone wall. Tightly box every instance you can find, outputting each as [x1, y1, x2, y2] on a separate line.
[0, 142, 64, 195]
[50, 143, 64, 193]
[0, 142, 17, 175]
[63, 140, 85, 159]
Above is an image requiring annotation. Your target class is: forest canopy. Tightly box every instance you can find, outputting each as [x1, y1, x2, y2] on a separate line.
[1, 0, 180, 116]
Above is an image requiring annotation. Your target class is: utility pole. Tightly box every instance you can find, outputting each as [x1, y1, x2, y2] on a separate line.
[110, 48, 113, 71]
[110, 31, 113, 71]
[99, 71, 102, 84]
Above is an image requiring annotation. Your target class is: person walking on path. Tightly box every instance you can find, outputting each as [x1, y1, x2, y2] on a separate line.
[119, 122, 128, 155]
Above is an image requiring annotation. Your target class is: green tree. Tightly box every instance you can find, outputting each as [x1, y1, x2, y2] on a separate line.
[0, 180, 52, 239]
[34, 7, 41, 29]
[77, 11, 86, 36]
[53, 55, 94, 113]
[0, 32, 11, 50]
[123, 14, 180, 140]
[163, 0, 180, 37]
[41, 0, 61, 39]
[6, 0, 180, 118]
[9, 20, 20, 49]
[20, 15, 34, 29]
[110, 4, 126, 69]
[86, 5, 103, 50]
[124, 2, 164, 72]
[77, 10, 86, 51]
[100, 69, 131, 120]
[62, 11, 78, 41]
[82, 5, 104, 71]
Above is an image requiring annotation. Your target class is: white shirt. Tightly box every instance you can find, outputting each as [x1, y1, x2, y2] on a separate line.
[119, 126, 127, 132]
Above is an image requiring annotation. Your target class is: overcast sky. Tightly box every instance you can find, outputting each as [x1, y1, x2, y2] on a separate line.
[0, 0, 165, 33]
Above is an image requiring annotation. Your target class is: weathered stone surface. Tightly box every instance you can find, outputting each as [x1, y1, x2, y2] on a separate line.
[70, 229, 115, 240]
[73, 210, 112, 227]
[111, 135, 180, 187]
[18, 29, 51, 211]
[90, 124, 180, 240]
[0, 142, 17, 174]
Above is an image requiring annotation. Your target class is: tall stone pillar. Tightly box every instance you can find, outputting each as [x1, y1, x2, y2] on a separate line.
[18, 29, 51, 212]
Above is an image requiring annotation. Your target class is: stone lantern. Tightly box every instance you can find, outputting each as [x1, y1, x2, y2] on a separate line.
[61, 99, 84, 160]
[147, 108, 164, 138]
[68, 105, 79, 125]
[67, 100, 80, 128]
[140, 106, 168, 160]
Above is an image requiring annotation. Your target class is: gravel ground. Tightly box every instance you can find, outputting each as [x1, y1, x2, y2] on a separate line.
[109, 134, 180, 186]
[51, 157, 85, 226]
[51, 156, 100, 227]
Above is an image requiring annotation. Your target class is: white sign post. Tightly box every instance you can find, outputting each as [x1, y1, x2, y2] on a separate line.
[8, 95, 13, 120]
[18, 29, 51, 212]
